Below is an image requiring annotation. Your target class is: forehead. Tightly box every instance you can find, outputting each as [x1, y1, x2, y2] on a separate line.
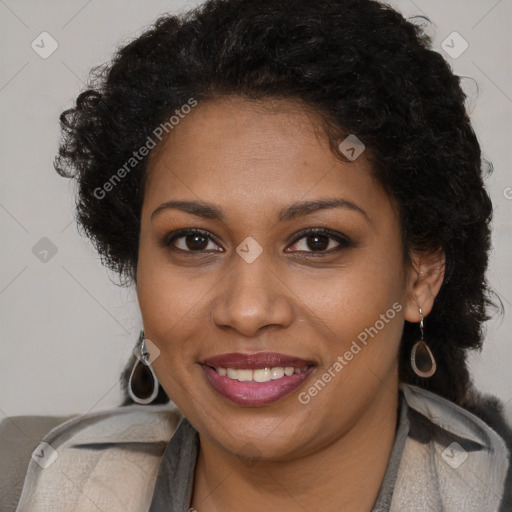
[144, 96, 392, 222]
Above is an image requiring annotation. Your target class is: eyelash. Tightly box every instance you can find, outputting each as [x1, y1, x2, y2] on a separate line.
[162, 227, 352, 255]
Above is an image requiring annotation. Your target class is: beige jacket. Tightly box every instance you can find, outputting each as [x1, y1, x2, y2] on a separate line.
[1, 405, 181, 511]
[2, 384, 511, 511]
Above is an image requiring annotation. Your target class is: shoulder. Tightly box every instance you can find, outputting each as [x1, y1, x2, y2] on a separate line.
[401, 382, 512, 448]
[1, 403, 183, 512]
[397, 383, 511, 512]
[0, 413, 76, 511]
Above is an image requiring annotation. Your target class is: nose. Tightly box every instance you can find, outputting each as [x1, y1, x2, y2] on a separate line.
[211, 253, 294, 338]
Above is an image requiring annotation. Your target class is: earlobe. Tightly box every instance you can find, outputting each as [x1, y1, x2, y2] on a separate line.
[404, 249, 446, 322]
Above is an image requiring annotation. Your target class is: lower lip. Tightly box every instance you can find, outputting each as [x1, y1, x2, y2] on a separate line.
[201, 365, 315, 406]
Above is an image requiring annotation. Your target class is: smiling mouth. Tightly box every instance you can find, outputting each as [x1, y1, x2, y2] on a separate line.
[200, 353, 316, 406]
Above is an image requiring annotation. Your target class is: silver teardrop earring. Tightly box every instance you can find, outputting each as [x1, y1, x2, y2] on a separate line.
[128, 330, 160, 404]
[410, 307, 437, 378]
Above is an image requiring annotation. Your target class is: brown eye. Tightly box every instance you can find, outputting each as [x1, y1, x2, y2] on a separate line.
[164, 229, 222, 252]
[182, 233, 209, 250]
[286, 228, 351, 254]
[305, 233, 330, 251]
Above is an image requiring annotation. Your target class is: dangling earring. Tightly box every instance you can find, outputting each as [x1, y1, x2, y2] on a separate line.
[410, 307, 437, 378]
[128, 330, 160, 404]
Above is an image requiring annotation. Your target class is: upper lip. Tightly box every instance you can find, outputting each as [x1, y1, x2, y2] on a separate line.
[202, 352, 315, 370]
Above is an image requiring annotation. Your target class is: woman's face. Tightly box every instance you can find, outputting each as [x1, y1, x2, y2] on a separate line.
[137, 96, 421, 460]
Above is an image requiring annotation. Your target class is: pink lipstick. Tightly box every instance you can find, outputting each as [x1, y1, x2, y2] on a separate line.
[201, 352, 315, 406]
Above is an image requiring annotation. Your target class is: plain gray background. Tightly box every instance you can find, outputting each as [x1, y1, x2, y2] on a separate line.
[0, 0, 511, 422]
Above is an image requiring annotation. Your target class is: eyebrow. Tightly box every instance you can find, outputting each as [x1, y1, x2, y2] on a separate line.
[150, 198, 369, 223]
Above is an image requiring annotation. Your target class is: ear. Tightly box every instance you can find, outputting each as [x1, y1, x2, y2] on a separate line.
[404, 248, 446, 322]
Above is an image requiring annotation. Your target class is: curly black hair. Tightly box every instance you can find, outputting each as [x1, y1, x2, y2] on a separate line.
[55, 0, 502, 406]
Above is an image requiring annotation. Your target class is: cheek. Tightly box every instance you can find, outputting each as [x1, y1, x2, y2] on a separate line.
[284, 247, 405, 339]
[284, 249, 406, 392]
[136, 243, 199, 353]
[137, 234, 197, 317]
[136, 250, 206, 406]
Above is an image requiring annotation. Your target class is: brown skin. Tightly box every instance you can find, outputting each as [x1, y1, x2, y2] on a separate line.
[136, 96, 445, 512]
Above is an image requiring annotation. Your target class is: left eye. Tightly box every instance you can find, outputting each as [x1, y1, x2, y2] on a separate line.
[286, 230, 349, 253]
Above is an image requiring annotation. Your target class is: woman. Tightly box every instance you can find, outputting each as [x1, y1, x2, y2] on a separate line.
[8, 0, 511, 510]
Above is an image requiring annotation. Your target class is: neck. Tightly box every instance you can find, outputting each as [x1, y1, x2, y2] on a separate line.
[191, 381, 400, 512]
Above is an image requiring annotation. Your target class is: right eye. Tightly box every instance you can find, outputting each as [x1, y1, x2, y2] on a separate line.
[163, 228, 223, 253]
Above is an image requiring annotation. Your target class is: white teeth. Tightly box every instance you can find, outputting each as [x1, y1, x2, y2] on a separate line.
[270, 367, 285, 379]
[227, 368, 238, 379]
[253, 368, 272, 382]
[216, 366, 308, 381]
[237, 369, 253, 382]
